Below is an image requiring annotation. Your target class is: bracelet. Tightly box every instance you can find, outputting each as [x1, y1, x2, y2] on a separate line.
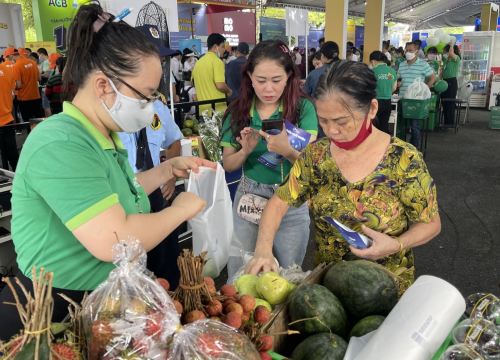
[395, 237, 405, 253]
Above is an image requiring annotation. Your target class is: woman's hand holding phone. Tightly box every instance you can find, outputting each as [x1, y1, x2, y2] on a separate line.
[258, 124, 293, 158]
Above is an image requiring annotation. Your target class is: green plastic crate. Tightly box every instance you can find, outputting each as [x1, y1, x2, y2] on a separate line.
[402, 99, 431, 120]
[490, 108, 500, 129]
[490, 106, 500, 115]
[429, 95, 439, 112]
[490, 118, 500, 129]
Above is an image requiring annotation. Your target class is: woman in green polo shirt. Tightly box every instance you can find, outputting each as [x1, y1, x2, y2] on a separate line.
[0, 2, 212, 341]
[221, 40, 318, 277]
[441, 43, 461, 126]
[370, 51, 397, 135]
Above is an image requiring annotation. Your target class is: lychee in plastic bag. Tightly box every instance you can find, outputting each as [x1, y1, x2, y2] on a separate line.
[82, 239, 180, 360]
[167, 319, 261, 359]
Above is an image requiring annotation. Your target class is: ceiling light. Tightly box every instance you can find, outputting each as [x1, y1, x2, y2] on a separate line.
[364, 1, 367, 5]
[446, 9, 450, 12]
[410, 7, 414, 12]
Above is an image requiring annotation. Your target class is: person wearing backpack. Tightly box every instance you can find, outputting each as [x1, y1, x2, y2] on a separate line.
[179, 83, 196, 114]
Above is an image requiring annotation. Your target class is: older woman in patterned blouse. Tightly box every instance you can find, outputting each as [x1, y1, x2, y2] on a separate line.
[245, 61, 441, 292]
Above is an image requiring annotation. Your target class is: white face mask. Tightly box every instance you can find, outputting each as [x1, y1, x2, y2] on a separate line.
[405, 52, 416, 61]
[102, 80, 155, 133]
[427, 54, 437, 61]
[443, 53, 449, 59]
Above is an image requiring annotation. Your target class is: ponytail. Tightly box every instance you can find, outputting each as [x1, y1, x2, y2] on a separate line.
[64, 1, 159, 99]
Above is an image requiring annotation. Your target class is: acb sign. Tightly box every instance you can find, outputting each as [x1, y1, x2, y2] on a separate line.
[49, 0, 68, 7]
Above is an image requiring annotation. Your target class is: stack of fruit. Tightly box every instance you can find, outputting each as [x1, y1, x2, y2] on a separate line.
[181, 117, 199, 137]
[287, 260, 399, 360]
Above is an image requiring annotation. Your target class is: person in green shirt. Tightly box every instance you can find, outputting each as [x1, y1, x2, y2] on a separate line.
[426, 46, 440, 76]
[370, 51, 397, 135]
[441, 42, 461, 126]
[221, 40, 318, 278]
[0, 3, 213, 341]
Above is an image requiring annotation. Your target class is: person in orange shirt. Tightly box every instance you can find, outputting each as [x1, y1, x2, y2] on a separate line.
[0, 51, 19, 170]
[2, 48, 21, 122]
[14, 48, 44, 122]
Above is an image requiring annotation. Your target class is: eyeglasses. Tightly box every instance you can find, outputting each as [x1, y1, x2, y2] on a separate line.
[107, 74, 162, 103]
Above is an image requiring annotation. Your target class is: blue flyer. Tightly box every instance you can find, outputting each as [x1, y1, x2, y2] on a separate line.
[323, 216, 372, 249]
[257, 120, 312, 168]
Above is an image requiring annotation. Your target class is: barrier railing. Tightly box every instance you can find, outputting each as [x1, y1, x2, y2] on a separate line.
[168, 97, 228, 120]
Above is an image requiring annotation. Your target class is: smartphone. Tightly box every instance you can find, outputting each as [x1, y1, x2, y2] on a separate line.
[261, 119, 283, 133]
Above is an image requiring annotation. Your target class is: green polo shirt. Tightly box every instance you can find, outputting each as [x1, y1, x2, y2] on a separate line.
[11, 102, 151, 290]
[428, 60, 440, 75]
[442, 56, 461, 79]
[373, 63, 397, 100]
[220, 98, 318, 185]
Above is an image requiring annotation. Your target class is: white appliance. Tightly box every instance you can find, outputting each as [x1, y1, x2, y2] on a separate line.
[489, 74, 500, 109]
[461, 31, 495, 108]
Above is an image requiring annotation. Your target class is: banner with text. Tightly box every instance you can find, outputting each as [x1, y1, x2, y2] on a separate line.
[32, 0, 78, 42]
[260, 17, 287, 43]
[207, 11, 256, 46]
[170, 3, 208, 50]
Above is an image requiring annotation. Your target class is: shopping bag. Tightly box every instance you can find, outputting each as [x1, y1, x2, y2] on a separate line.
[187, 164, 233, 278]
[405, 78, 432, 100]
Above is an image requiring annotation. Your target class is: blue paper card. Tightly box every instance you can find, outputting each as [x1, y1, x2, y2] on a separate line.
[323, 216, 372, 249]
[257, 120, 311, 169]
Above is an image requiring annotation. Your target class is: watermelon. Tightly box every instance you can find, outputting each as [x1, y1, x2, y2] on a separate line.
[322, 260, 398, 319]
[288, 284, 347, 336]
[292, 333, 347, 360]
[350, 315, 385, 338]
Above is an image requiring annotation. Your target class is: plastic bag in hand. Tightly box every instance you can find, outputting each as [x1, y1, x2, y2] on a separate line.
[167, 319, 261, 359]
[405, 78, 432, 100]
[187, 164, 233, 278]
[82, 239, 180, 360]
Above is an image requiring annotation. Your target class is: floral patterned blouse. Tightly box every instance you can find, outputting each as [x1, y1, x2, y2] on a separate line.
[275, 137, 439, 292]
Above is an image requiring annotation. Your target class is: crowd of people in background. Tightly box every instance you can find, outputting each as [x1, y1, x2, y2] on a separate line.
[0, 30, 462, 172]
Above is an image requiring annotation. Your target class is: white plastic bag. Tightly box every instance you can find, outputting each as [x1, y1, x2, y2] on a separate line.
[187, 164, 233, 278]
[405, 78, 432, 100]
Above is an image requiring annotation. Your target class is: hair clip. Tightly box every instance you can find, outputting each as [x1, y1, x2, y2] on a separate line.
[114, 8, 132, 22]
[92, 12, 112, 33]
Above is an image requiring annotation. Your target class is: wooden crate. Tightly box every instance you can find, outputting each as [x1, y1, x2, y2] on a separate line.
[263, 263, 334, 356]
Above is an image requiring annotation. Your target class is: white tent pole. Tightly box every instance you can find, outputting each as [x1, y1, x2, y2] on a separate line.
[305, 20, 309, 77]
[169, 29, 175, 120]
